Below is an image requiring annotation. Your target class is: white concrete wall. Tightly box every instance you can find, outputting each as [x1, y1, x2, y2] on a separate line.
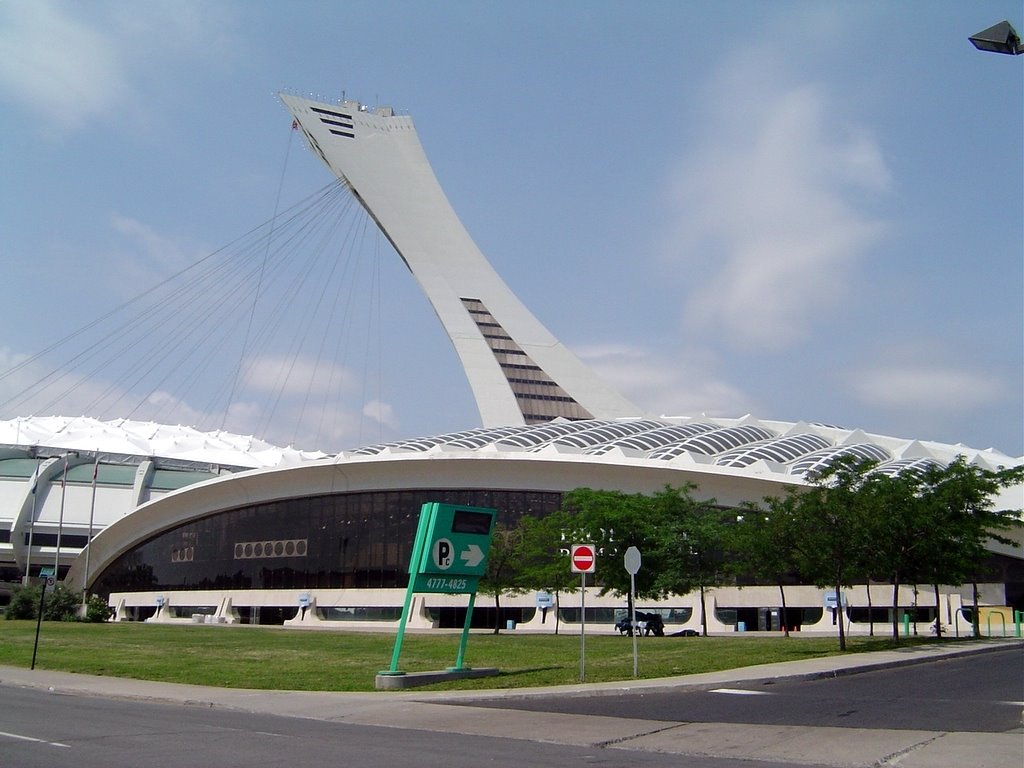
[109, 582, 1015, 637]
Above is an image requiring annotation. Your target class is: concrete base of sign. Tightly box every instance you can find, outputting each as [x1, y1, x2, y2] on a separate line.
[374, 667, 500, 690]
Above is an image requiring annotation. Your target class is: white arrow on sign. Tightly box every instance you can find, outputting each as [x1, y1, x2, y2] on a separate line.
[460, 543, 484, 568]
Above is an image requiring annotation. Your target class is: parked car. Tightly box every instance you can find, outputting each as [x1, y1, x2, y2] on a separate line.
[671, 628, 700, 637]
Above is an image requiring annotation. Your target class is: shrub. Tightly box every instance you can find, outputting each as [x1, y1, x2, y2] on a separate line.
[4, 584, 40, 620]
[4, 584, 112, 622]
[84, 593, 114, 623]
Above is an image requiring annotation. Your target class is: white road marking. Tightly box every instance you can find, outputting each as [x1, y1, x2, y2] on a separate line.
[710, 687, 772, 696]
[0, 730, 71, 748]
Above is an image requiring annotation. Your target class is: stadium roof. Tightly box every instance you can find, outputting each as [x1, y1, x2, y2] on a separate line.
[0, 416, 327, 469]
[2, 413, 1018, 482]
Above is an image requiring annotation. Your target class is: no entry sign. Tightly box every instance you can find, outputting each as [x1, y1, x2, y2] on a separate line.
[570, 544, 596, 573]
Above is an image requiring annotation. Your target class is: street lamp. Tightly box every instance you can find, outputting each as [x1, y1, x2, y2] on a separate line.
[969, 20, 1023, 55]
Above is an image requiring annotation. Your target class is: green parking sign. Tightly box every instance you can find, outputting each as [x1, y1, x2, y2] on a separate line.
[412, 503, 495, 593]
[384, 502, 497, 675]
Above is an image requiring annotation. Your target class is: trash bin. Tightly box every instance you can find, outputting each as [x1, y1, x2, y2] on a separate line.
[737, 621, 746, 632]
[506, 619, 516, 630]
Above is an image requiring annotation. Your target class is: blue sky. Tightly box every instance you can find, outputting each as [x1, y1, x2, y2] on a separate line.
[1, 1, 1021, 457]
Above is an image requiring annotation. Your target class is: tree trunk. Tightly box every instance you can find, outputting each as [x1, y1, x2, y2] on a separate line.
[778, 581, 790, 638]
[932, 583, 942, 638]
[835, 578, 846, 651]
[493, 591, 502, 635]
[890, 577, 901, 645]
[626, 589, 635, 636]
[554, 591, 560, 636]
[866, 581, 874, 637]
[699, 583, 708, 637]
[912, 585, 919, 636]
[972, 581, 980, 638]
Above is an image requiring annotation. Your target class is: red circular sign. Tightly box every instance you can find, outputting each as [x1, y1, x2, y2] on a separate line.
[571, 544, 596, 573]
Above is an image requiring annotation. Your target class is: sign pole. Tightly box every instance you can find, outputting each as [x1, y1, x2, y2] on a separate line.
[452, 592, 476, 671]
[579, 571, 586, 682]
[384, 502, 436, 675]
[387, 581, 417, 674]
[630, 570, 638, 677]
[624, 546, 642, 678]
[570, 543, 596, 684]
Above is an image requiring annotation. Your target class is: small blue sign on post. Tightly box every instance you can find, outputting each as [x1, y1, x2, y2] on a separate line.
[823, 591, 847, 609]
[536, 591, 554, 624]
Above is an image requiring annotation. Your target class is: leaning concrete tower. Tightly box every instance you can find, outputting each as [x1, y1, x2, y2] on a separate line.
[280, 93, 641, 427]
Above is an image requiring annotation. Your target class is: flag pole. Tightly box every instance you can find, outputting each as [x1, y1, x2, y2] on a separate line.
[54, 455, 70, 576]
[23, 462, 40, 585]
[82, 453, 100, 604]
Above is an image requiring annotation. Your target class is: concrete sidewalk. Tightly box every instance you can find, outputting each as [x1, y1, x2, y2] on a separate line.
[2, 639, 1022, 768]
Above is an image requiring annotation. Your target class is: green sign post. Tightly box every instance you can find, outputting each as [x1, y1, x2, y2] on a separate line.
[383, 502, 496, 676]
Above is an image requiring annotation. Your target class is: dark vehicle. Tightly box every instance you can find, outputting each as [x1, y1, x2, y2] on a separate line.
[614, 611, 665, 636]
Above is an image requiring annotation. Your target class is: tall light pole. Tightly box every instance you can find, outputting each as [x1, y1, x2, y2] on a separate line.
[969, 20, 1023, 55]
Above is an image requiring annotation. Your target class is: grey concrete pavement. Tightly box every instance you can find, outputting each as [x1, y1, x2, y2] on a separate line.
[2, 639, 1022, 768]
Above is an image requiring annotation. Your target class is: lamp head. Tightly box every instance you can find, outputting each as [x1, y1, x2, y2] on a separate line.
[969, 20, 1023, 55]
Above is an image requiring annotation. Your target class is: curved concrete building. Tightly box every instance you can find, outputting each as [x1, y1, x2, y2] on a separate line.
[55, 415, 1024, 634]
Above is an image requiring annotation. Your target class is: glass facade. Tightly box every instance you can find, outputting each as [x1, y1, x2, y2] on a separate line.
[92, 488, 562, 597]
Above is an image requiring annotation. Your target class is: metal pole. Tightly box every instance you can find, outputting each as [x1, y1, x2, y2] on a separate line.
[23, 465, 40, 585]
[630, 571, 638, 678]
[53, 456, 69, 575]
[82, 455, 100, 604]
[453, 592, 477, 670]
[31, 581, 47, 670]
[385, 581, 417, 674]
[579, 572, 586, 682]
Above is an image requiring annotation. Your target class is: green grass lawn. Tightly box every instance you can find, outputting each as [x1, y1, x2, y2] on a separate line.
[0, 621, 943, 692]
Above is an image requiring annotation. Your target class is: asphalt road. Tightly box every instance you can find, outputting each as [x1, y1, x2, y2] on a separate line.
[1, 684, 801, 768]
[2, 644, 1022, 768]
[451, 647, 1024, 733]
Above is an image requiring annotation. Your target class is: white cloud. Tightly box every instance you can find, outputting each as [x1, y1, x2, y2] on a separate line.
[242, 355, 357, 398]
[0, 345, 209, 426]
[0, 1, 127, 131]
[0, 1, 236, 133]
[665, 49, 890, 351]
[362, 399, 398, 429]
[846, 363, 1005, 413]
[109, 214, 203, 284]
[579, 342, 755, 419]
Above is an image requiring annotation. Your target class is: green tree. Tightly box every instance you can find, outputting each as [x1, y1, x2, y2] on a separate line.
[857, 469, 934, 644]
[650, 486, 729, 636]
[787, 456, 877, 650]
[514, 488, 671, 634]
[477, 522, 526, 634]
[727, 497, 801, 637]
[515, 513, 578, 633]
[916, 458, 1023, 637]
[556, 487, 668, 601]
